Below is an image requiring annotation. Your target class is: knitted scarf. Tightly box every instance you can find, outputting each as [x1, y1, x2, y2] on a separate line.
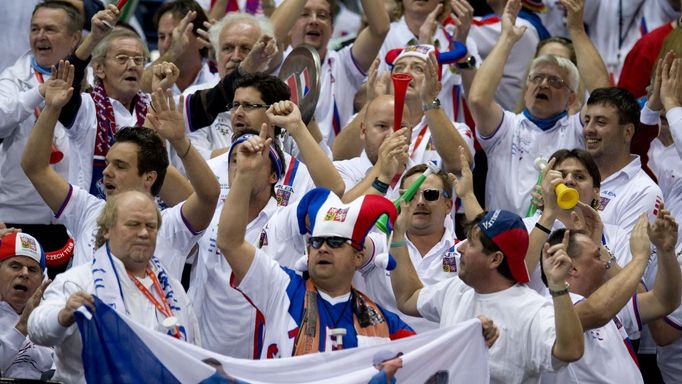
[90, 83, 148, 198]
[293, 279, 390, 356]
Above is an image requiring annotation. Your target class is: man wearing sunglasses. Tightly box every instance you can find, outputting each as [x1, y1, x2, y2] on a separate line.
[467, 0, 611, 216]
[217, 131, 415, 358]
[360, 164, 459, 333]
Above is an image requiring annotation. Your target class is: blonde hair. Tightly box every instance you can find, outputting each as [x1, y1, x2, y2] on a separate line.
[95, 193, 162, 248]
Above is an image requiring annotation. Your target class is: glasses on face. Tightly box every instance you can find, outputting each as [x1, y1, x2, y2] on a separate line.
[308, 236, 352, 249]
[528, 73, 566, 89]
[229, 101, 271, 112]
[300, 9, 331, 21]
[110, 54, 146, 66]
[399, 188, 450, 202]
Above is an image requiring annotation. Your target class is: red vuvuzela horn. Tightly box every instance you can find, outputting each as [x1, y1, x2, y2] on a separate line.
[392, 73, 412, 131]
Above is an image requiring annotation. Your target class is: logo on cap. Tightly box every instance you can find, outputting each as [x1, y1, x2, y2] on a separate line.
[324, 207, 349, 222]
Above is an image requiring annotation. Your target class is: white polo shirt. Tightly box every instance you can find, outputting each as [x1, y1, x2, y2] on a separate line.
[597, 156, 663, 234]
[648, 139, 682, 248]
[418, 279, 562, 383]
[361, 227, 460, 333]
[477, 110, 584, 215]
[669, 107, 682, 160]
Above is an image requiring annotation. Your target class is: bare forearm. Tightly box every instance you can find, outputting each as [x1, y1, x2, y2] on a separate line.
[332, 109, 365, 160]
[652, 249, 682, 313]
[459, 193, 484, 222]
[389, 232, 424, 315]
[22, 105, 60, 175]
[159, 166, 193, 207]
[525, 213, 556, 274]
[270, 0, 307, 44]
[569, 28, 610, 92]
[172, 139, 220, 203]
[290, 122, 345, 196]
[425, 109, 472, 172]
[216, 172, 255, 275]
[208, 0, 228, 20]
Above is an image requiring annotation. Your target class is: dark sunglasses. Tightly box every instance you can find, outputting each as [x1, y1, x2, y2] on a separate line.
[308, 236, 352, 249]
[398, 188, 450, 201]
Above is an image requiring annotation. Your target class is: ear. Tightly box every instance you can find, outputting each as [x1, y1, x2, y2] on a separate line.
[567, 90, 577, 109]
[93, 61, 106, 81]
[488, 251, 504, 270]
[102, 227, 111, 241]
[359, 121, 367, 140]
[269, 170, 278, 185]
[70, 32, 82, 51]
[143, 170, 158, 191]
[354, 249, 365, 268]
[445, 194, 453, 213]
[623, 123, 635, 143]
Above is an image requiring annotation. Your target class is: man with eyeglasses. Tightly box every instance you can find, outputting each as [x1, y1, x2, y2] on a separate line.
[216, 131, 417, 358]
[467, 0, 610, 216]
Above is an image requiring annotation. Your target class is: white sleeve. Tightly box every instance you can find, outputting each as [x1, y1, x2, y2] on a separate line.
[0, 76, 42, 136]
[260, 203, 307, 267]
[666, 107, 682, 161]
[476, 110, 514, 152]
[187, 128, 212, 160]
[27, 272, 79, 348]
[617, 294, 643, 339]
[527, 303, 564, 371]
[416, 278, 459, 323]
[236, 249, 292, 317]
[454, 122, 476, 160]
[157, 202, 204, 279]
[0, 326, 25, 372]
[63, 94, 96, 142]
[55, 185, 103, 239]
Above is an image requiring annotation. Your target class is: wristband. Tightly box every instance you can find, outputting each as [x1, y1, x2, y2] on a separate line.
[535, 222, 551, 235]
[372, 178, 389, 194]
[179, 140, 192, 159]
[605, 252, 616, 270]
[390, 239, 406, 247]
[549, 282, 570, 297]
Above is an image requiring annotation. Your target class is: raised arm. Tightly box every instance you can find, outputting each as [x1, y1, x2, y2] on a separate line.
[390, 201, 425, 317]
[215, 127, 272, 283]
[452, 147, 483, 220]
[542, 231, 584, 362]
[561, 0, 609, 93]
[637, 208, 681, 323]
[266, 101, 345, 196]
[467, 0, 525, 136]
[21, 62, 74, 213]
[575, 214, 652, 330]
[421, 51, 473, 171]
[148, 88, 220, 233]
[269, 0, 306, 45]
[349, 0, 390, 72]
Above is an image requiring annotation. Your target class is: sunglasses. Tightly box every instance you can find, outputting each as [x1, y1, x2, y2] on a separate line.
[308, 236, 352, 249]
[398, 188, 450, 201]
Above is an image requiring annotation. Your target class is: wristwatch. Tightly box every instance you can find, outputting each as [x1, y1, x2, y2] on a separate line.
[422, 98, 441, 112]
[456, 55, 477, 70]
[548, 282, 570, 298]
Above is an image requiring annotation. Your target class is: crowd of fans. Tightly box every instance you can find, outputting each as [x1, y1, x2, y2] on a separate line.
[1, 0, 681, 383]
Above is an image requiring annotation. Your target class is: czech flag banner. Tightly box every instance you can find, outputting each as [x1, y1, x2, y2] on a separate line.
[76, 297, 489, 383]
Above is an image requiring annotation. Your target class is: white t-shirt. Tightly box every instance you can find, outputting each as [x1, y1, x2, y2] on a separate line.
[470, 15, 540, 111]
[669, 107, 682, 160]
[418, 279, 561, 384]
[597, 156, 663, 234]
[0, 301, 53, 379]
[648, 138, 682, 247]
[361, 228, 460, 333]
[477, 110, 584, 215]
[0, 52, 71, 223]
[540, 293, 643, 384]
[54, 184, 201, 280]
[378, 16, 481, 123]
[28, 257, 199, 384]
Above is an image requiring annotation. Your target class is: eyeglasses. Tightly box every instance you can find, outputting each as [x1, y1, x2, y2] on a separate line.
[528, 73, 566, 89]
[308, 236, 352, 249]
[229, 101, 271, 112]
[300, 10, 331, 21]
[110, 54, 145, 66]
[399, 188, 450, 202]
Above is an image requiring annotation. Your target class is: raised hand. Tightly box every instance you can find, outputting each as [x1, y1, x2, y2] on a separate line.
[500, 0, 527, 42]
[151, 61, 180, 91]
[559, 0, 585, 31]
[58, 291, 95, 327]
[570, 201, 603, 245]
[453, 146, 474, 198]
[377, 128, 409, 182]
[420, 51, 442, 104]
[418, 3, 443, 44]
[239, 35, 279, 74]
[648, 206, 678, 253]
[196, 20, 214, 51]
[168, 10, 197, 59]
[539, 157, 560, 214]
[450, 0, 474, 42]
[89, 4, 120, 42]
[367, 58, 390, 101]
[629, 213, 652, 261]
[660, 52, 682, 111]
[148, 88, 185, 143]
[16, 280, 51, 335]
[265, 101, 303, 133]
[542, 229, 573, 289]
[44, 61, 75, 109]
[236, 123, 274, 175]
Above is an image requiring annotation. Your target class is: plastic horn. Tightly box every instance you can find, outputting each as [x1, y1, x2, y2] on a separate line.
[555, 184, 579, 209]
[526, 157, 547, 217]
[116, 0, 129, 10]
[375, 162, 441, 234]
[392, 73, 413, 131]
[49, 144, 63, 164]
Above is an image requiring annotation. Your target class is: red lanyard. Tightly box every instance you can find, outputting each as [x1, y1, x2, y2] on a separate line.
[410, 124, 429, 160]
[34, 70, 44, 119]
[128, 269, 182, 339]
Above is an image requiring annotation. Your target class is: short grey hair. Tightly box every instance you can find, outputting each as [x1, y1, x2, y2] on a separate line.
[91, 28, 150, 78]
[529, 54, 580, 93]
[209, 13, 274, 54]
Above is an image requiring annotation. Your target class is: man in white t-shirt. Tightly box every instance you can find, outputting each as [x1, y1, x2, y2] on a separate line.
[28, 191, 201, 384]
[0, 232, 52, 379]
[21, 68, 219, 279]
[468, 0, 610, 215]
[583, 88, 664, 234]
[273, 0, 390, 146]
[390, 207, 585, 383]
[538, 213, 680, 384]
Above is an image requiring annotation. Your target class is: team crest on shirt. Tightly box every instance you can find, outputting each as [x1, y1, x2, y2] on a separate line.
[597, 197, 610, 211]
[442, 242, 460, 272]
[324, 207, 349, 222]
[275, 185, 293, 207]
[258, 229, 268, 248]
